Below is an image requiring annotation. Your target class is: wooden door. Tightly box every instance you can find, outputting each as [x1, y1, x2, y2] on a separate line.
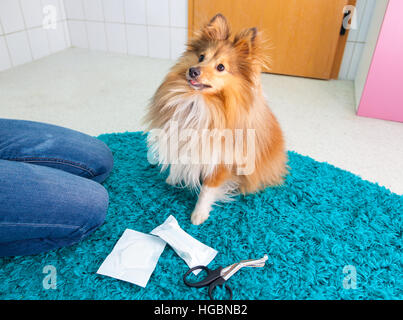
[189, 0, 351, 79]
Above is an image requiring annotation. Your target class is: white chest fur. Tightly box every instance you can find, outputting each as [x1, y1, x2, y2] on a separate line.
[147, 94, 217, 189]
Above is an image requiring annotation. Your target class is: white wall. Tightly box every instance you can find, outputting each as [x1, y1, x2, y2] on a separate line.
[65, 0, 188, 60]
[338, 0, 376, 80]
[0, 0, 70, 72]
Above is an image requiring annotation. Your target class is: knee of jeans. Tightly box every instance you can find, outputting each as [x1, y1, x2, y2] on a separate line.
[78, 183, 109, 238]
[90, 141, 114, 183]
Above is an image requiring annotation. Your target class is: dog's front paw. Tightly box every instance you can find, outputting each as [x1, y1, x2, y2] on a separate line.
[191, 209, 209, 225]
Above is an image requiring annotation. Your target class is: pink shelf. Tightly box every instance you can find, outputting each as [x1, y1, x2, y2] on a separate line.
[357, 0, 403, 123]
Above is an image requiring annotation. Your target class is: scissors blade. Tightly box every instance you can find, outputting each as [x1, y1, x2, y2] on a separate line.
[238, 254, 268, 268]
[221, 254, 268, 280]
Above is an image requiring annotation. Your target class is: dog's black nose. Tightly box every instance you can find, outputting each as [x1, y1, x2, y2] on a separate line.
[189, 67, 201, 79]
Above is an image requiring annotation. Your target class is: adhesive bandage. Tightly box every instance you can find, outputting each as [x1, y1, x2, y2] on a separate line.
[151, 215, 218, 275]
[96, 229, 166, 288]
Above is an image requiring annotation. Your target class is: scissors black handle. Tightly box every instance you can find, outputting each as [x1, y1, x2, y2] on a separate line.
[183, 265, 233, 300]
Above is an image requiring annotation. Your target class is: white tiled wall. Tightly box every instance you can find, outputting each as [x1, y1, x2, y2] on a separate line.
[339, 0, 377, 80]
[65, 0, 188, 60]
[0, 0, 70, 72]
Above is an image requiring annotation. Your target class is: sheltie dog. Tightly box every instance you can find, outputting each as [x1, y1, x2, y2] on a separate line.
[144, 14, 287, 225]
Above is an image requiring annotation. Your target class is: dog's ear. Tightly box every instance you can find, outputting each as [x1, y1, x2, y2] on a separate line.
[233, 27, 258, 56]
[201, 14, 230, 41]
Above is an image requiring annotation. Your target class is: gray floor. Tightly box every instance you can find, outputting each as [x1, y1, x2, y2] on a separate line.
[1, 48, 402, 195]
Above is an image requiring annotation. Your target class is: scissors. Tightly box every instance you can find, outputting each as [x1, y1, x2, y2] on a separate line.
[183, 254, 268, 300]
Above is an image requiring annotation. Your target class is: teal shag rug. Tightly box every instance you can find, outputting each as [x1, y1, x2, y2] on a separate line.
[0, 132, 402, 300]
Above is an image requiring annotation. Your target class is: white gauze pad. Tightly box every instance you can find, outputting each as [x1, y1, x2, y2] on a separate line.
[97, 229, 166, 288]
[150, 215, 218, 275]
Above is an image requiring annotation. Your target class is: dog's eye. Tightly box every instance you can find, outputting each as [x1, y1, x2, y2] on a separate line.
[217, 64, 225, 72]
[198, 55, 205, 62]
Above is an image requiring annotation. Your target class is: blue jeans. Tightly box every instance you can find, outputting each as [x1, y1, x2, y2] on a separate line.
[0, 119, 113, 257]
